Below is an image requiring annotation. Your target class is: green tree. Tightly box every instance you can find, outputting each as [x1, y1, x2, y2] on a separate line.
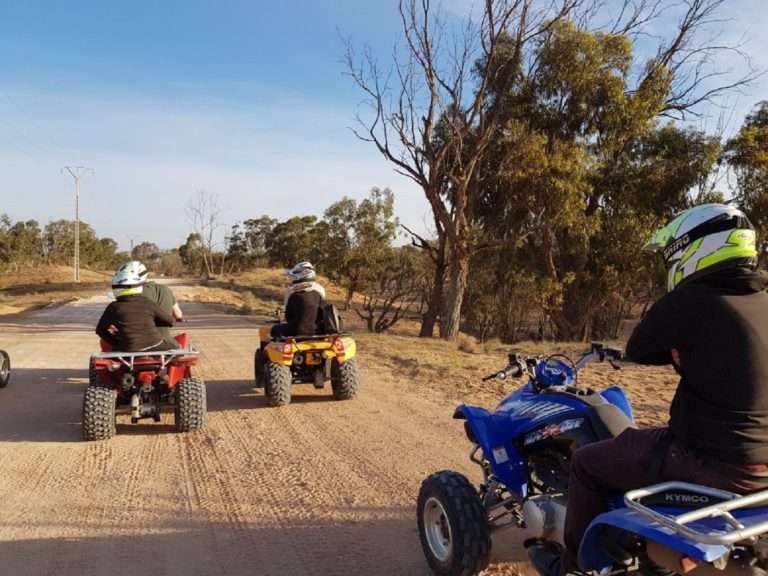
[316, 188, 400, 308]
[0, 216, 43, 270]
[354, 246, 424, 333]
[724, 101, 768, 265]
[132, 242, 162, 268]
[265, 216, 319, 267]
[346, 0, 754, 340]
[178, 233, 205, 276]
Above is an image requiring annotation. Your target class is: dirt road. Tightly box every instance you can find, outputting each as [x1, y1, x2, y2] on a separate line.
[0, 293, 533, 576]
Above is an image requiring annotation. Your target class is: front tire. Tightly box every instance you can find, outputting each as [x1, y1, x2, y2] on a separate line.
[264, 361, 291, 407]
[0, 350, 9, 388]
[175, 377, 207, 432]
[331, 358, 360, 400]
[83, 384, 117, 441]
[417, 470, 491, 576]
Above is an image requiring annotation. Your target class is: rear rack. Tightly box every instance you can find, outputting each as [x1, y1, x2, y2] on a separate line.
[624, 481, 768, 545]
[90, 347, 200, 370]
[270, 333, 352, 342]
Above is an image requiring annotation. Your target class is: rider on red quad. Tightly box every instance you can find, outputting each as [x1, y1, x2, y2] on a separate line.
[96, 262, 176, 352]
[270, 261, 325, 338]
[116, 260, 183, 346]
[528, 204, 768, 576]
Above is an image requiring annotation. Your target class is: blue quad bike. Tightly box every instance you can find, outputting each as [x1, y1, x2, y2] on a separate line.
[416, 342, 768, 576]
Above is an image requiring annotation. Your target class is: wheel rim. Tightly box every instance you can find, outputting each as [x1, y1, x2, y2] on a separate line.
[423, 496, 452, 563]
[0, 357, 7, 379]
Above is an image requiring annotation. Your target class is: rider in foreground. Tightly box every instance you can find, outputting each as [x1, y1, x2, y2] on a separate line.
[529, 203, 768, 576]
[96, 263, 176, 352]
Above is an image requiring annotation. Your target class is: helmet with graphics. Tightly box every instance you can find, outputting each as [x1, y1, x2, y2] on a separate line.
[285, 261, 316, 283]
[112, 260, 148, 297]
[643, 203, 757, 292]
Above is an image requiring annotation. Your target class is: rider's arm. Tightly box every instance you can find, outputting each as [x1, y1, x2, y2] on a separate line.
[172, 302, 183, 320]
[148, 299, 175, 327]
[95, 303, 120, 347]
[626, 293, 678, 366]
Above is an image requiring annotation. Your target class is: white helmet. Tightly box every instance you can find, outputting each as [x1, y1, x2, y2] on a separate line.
[112, 260, 148, 297]
[286, 261, 316, 283]
[643, 203, 757, 291]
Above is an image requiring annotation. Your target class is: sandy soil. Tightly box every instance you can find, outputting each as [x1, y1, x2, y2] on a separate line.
[0, 287, 677, 576]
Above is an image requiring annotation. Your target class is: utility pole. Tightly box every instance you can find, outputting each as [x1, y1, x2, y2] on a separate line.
[61, 166, 94, 283]
[127, 235, 139, 257]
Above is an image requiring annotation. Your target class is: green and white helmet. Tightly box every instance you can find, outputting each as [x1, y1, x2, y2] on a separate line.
[644, 203, 757, 291]
[111, 260, 148, 297]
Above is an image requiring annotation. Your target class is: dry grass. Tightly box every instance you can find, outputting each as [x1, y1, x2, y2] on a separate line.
[0, 265, 112, 315]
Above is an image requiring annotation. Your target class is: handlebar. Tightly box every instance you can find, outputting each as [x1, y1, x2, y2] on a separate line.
[574, 342, 622, 371]
[482, 342, 623, 384]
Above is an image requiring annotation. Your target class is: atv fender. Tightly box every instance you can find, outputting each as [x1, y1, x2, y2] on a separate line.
[578, 507, 735, 572]
[454, 404, 528, 497]
[599, 385, 634, 421]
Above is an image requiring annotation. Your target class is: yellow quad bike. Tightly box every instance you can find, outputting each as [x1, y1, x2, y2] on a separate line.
[254, 306, 360, 407]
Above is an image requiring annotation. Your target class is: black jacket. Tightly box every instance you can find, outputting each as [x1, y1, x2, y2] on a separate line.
[96, 294, 175, 352]
[283, 288, 323, 336]
[626, 268, 768, 465]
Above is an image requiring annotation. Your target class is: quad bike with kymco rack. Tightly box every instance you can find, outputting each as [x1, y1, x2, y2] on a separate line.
[0, 349, 9, 388]
[83, 333, 206, 441]
[254, 305, 360, 407]
[416, 342, 768, 576]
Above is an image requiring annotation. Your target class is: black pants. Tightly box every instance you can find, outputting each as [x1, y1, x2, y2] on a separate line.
[563, 427, 766, 573]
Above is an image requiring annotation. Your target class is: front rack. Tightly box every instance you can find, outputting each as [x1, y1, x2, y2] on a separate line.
[624, 481, 768, 545]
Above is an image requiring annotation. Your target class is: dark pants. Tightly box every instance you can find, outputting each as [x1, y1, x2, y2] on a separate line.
[563, 427, 766, 573]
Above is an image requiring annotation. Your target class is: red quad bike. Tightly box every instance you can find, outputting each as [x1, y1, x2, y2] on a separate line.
[83, 333, 206, 441]
[0, 349, 9, 388]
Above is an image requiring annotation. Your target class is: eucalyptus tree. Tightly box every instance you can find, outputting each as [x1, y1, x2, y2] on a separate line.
[724, 101, 768, 266]
[346, 0, 755, 341]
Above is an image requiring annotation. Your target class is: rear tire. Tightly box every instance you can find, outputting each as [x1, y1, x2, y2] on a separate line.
[264, 361, 291, 407]
[0, 350, 9, 388]
[175, 377, 207, 432]
[331, 358, 360, 400]
[417, 470, 491, 576]
[254, 348, 265, 388]
[83, 384, 117, 441]
[88, 362, 100, 387]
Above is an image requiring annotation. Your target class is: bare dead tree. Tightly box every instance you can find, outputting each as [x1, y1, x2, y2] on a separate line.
[345, 0, 582, 340]
[186, 189, 225, 279]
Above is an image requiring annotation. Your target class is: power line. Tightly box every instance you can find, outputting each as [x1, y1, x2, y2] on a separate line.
[0, 88, 68, 161]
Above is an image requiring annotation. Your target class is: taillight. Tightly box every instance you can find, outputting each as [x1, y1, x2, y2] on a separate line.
[281, 341, 293, 361]
[333, 339, 345, 354]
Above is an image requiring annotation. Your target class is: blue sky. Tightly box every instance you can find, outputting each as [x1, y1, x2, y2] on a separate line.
[1, 1, 767, 252]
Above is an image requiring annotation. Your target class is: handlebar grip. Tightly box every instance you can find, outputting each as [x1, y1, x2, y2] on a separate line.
[482, 363, 523, 381]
